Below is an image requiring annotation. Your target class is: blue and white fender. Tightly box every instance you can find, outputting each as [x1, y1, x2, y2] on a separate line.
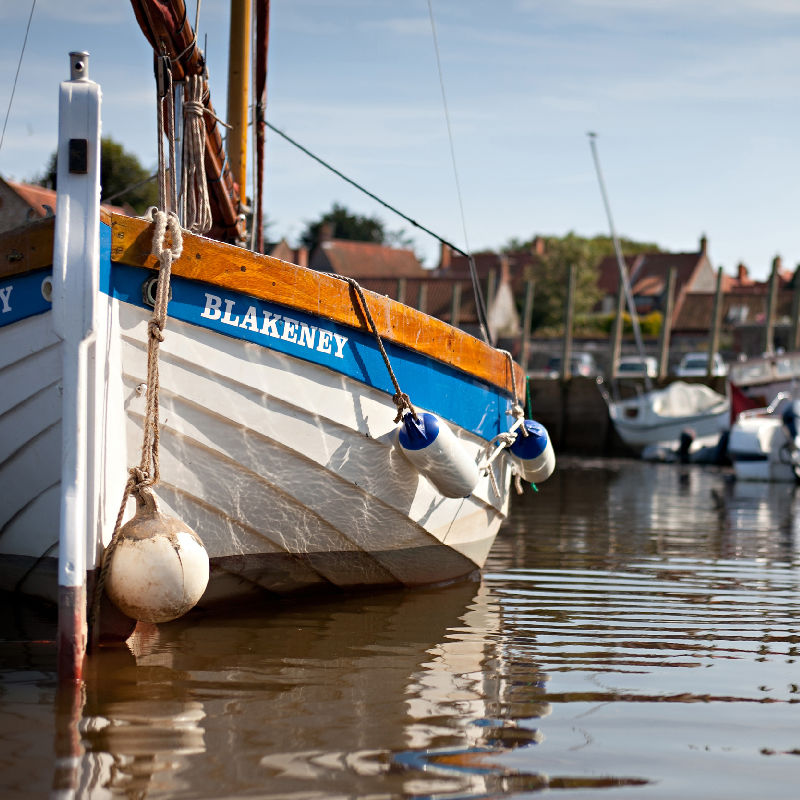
[396, 412, 480, 498]
[509, 419, 556, 484]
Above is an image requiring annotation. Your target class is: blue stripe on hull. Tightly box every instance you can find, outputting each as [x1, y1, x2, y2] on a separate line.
[0, 269, 51, 327]
[98, 224, 510, 441]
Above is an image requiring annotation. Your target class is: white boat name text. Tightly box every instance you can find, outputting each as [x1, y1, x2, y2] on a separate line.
[0, 285, 12, 313]
[200, 292, 349, 358]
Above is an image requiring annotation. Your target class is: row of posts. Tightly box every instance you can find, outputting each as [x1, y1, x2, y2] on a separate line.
[396, 257, 800, 381]
[556, 259, 800, 381]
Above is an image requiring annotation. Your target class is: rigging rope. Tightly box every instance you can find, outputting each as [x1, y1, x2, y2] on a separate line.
[426, 0, 492, 346]
[265, 121, 478, 273]
[0, 0, 36, 156]
[90, 71, 184, 648]
[330, 273, 418, 423]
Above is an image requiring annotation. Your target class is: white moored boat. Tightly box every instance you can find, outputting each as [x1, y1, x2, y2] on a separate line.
[728, 393, 800, 483]
[601, 379, 730, 454]
[0, 3, 554, 677]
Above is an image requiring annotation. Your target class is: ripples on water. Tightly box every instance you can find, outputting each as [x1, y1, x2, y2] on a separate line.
[2, 458, 800, 799]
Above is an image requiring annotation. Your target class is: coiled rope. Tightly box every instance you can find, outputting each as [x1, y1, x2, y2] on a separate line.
[182, 74, 212, 234]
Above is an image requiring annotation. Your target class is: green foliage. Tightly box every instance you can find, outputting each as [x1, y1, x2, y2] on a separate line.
[301, 203, 386, 249]
[522, 233, 604, 330]
[503, 231, 662, 334]
[38, 137, 158, 214]
[300, 203, 421, 259]
[585, 310, 662, 337]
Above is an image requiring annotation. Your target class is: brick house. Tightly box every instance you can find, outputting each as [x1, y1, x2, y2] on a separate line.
[595, 235, 717, 320]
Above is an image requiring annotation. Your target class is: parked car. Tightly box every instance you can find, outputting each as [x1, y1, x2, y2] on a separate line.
[546, 351, 599, 378]
[616, 355, 658, 378]
[675, 352, 728, 377]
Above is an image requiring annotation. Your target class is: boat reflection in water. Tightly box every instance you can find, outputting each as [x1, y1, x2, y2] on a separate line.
[55, 582, 546, 798]
[43, 573, 651, 799]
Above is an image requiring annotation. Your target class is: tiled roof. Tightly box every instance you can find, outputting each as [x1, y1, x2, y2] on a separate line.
[440, 250, 541, 287]
[7, 179, 130, 216]
[357, 276, 482, 327]
[596, 251, 703, 298]
[310, 238, 427, 279]
[596, 255, 639, 295]
[673, 288, 795, 331]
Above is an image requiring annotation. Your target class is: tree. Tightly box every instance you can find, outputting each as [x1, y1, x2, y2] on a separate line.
[300, 203, 385, 250]
[300, 202, 419, 257]
[504, 232, 662, 332]
[38, 136, 158, 214]
[526, 233, 603, 330]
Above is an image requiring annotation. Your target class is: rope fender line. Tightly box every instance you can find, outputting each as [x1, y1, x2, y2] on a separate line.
[330, 273, 419, 424]
[89, 208, 183, 648]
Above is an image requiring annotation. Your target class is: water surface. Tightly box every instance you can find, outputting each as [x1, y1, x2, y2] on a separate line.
[2, 458, 800, 798]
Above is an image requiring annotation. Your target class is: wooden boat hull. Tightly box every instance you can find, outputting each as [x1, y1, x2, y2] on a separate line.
[1, 217, 519, 607]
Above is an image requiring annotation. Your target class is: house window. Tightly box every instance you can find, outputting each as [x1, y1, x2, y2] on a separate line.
[726, 305, 749, 323]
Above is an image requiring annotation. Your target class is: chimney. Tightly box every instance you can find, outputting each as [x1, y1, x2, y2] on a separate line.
[737, 263, 748, 283]
[439, 242, 452, 272]
[532, 236, 545, 256]
[700, 234, 707, 255]
[319, 222, 334, 243]
[499, 253, 512, 283]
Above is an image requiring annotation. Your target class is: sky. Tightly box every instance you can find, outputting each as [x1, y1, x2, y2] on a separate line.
[1, 0, 799, 279]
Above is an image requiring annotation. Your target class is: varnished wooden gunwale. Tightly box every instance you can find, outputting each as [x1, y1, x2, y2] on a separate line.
[110, 214, 523, 400]
[0, 212, 524, 401]
[0, 216, 56, 280]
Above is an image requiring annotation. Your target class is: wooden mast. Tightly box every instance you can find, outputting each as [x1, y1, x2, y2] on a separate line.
[227, 0, 251, 218]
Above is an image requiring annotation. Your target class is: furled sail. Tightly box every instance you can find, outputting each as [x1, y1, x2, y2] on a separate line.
[129, 0, 245, 243]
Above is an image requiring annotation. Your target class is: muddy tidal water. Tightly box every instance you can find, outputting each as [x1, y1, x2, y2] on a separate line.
[3, 458, 800, 799]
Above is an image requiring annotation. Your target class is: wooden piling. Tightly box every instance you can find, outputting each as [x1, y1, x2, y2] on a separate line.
[520, 279, 535, 374]
[765, 257, 779, 354]
[708, 266, 724, 375]
[450, 282, 462, 328]
[561, 264, 576, 379]
[657, 267, 676, 380]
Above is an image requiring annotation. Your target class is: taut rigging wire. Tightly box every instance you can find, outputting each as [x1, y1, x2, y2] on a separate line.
[426, 0, 492, 345]
[0, 0, 37, 157]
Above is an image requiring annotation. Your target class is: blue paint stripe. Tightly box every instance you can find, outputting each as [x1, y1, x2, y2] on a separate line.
[2, 223, 511, 440]
[100, 226, 510, 440]
[0, 269, 51, 327]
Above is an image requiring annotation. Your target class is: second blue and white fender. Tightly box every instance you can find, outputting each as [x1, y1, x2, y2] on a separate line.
[509, 419, 556, 484]
[396, 412, 480, 498]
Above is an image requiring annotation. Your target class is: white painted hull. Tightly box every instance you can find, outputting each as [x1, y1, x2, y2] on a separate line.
[728, 415, 797, 483]
[608, 381, 730, 452]
[1, 287, 513, 607]
[610, 406, 729, 451]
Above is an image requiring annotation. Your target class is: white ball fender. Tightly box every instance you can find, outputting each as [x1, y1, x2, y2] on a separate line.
[509, 419, 556, 484]
[396, 412, 480, 498]
[105, 488, 209, 623]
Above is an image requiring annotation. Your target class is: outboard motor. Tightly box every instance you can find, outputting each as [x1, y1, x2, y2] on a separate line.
[781, 400, 800, 440]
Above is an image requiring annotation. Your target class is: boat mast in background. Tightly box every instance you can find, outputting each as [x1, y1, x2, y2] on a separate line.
[587, 131, 652, 391]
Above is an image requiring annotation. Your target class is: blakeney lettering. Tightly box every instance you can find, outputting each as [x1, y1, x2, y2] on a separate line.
[200, 292, 349, 358]
[0, 285, 12, 313]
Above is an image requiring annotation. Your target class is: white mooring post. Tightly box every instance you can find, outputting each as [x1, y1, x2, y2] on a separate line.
[52, 52, 101, 683]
